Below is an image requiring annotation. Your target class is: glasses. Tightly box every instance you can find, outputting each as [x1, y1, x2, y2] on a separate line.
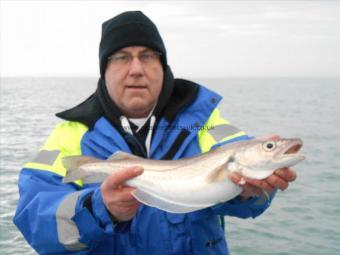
[108, 50, 162, 68]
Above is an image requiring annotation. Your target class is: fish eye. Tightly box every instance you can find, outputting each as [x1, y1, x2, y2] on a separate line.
[263, 141, 276, 152]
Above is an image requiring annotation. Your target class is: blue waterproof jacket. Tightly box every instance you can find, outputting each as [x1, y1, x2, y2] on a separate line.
[14, 84, 274, 254]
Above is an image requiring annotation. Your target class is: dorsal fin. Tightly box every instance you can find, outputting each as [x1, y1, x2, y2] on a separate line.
[108, 151, 142, 161]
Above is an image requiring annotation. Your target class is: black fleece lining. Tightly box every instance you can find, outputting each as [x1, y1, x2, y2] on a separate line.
[161, 129, 190, 160]
[56, 72, 199, 158]
[83, 193, 94, 215]
[55, 93, 103, 129]
[162, 79, 199, 123]
[56, 78, 199, 131]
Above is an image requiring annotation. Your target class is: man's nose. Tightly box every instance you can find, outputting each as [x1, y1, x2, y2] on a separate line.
[128, 57, 144, 77]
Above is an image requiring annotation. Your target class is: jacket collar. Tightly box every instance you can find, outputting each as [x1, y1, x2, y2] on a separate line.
[56, 66, 199, 132]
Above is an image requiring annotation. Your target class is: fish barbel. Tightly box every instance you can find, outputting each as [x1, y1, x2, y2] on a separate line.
[62, 137, 305, 213]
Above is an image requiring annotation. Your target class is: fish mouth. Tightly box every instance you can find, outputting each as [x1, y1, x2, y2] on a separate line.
[283, 143, 302, 155]
[277, 138, 305, 162]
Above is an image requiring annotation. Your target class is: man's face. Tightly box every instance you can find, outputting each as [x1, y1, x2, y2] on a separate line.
[105, 46, 164, 118]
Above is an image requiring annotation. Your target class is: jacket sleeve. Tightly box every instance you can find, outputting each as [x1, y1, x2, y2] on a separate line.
[13, 122, 122, 254]
[198, 108, 276, 219]
[211, 190, 276, 219]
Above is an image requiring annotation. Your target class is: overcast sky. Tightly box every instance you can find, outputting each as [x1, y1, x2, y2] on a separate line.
[1, 1, 340, 78]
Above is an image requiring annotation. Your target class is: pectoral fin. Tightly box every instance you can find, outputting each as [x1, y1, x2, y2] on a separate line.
[62, 167, 91, 183]
[205, 164, 229, 183]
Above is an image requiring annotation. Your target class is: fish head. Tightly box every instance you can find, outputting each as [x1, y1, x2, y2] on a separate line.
[230, 137, 305, 179]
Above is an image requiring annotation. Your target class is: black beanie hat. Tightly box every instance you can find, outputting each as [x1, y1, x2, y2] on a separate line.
[99, 11, 167, 77]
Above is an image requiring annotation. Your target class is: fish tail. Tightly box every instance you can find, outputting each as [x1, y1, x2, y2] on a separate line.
[63, 168, 89, 183]
[62, 155, 101, 183]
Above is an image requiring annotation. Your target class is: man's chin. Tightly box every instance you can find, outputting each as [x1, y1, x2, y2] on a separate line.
[123, 102, 153, 118]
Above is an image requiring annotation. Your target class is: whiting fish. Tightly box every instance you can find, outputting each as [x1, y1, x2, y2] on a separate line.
[62, 137, 305, 213]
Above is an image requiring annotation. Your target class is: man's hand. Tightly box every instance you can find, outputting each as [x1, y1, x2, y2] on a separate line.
[229, 167, 297, 199]
[101, 166, 144, 222]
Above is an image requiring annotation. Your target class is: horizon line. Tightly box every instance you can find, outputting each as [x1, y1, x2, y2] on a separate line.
[1, 75, 340, 79]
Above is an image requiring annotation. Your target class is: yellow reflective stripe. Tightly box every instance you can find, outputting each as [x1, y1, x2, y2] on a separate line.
[24, 121, 88, 187]
[43, 121, 88, 153]
[198, 132, 216, 153]
[220, 131, 247, 143]
[24, 157, 83, 187]
[198, 109, 224, 153]
[198, 108, 247, 153]
[205, 108, 229, 126]
[24, 150, 65, 175]
[24, 162, 56, 172]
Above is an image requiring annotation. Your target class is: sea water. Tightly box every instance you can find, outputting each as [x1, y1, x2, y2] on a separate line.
[0, 77, 339, 254]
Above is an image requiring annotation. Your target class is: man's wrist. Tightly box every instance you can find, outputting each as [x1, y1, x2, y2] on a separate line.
[107, 211, 121, 224]
[236, 195, 253, 202]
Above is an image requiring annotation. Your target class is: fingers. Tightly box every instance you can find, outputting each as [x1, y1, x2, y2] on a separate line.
[228, 172, 244, 185]
[101, 187, 141, 221]
[114, 199, 141, 209]
[100, 166, 144, 222]
[104, 166, 144, 189]
[266, 175, 288, 191]
[112, 203, 141, 221]
[113, 205, 139, 216]
[228, 167, 298, 199]
[229, 172, 273, 193]
[112, 186, 137, 202]
[241, 183, 263, 197]
[265, 168, 297, 191]
[243, 177, 275, 194]
[228, 172, 263, 198]
[274, 168, 297, 182]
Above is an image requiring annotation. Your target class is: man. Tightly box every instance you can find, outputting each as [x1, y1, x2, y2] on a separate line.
[14, 11, 296, 254]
